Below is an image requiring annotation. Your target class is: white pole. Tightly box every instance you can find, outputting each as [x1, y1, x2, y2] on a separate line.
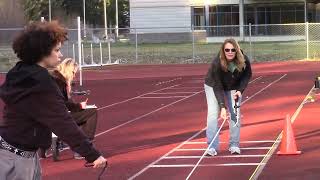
[192, 25, 195, 63]
[81, 43, 85, 65]
[83, 0, 86, 37]
[249, 23, 253, 61]
[72, 44, 75, 60]
[100, 42, 103, 66]
[49, 0, 52, 21]
[77, 17, 83, 86]
[306, 22, 309, 60]
[135, 28, 138, 63]
[90, 43, 94, 65]
[115, 0, 119, 39]
[103, 0, 108, 39]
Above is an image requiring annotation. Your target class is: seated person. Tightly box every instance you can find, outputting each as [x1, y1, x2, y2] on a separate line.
[51, 58, 98, 159]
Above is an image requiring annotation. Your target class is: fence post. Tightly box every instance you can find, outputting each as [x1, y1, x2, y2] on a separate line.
[192, 25, 195, 63]
[107, 28, 111, 64]
[306, 22, 309, 60]
[99, 42, 103, 66]
[77, 16, 83, 86]
[81, 43, 84, 65]
[72, 44, 75, 60]
[249, 23, 253, 61]
[90, 43, 94, 65]
[135, 28, 138, 63]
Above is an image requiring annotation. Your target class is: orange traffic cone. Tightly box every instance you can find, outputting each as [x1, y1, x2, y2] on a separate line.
[277, 114, 301, 155]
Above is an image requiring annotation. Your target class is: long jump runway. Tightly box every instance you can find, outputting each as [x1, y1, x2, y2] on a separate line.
[0, 61, 319, 179]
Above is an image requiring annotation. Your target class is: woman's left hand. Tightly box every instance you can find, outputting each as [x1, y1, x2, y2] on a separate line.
[80, 98, 88, 109]
[233, 91, 242, 101]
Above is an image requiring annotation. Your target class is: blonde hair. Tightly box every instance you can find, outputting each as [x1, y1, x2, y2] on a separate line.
[219, 38, 246, 72]
[56, 58, 78, 84]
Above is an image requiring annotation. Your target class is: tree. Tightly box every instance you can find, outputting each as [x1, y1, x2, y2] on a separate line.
[22, 0, 129, 27]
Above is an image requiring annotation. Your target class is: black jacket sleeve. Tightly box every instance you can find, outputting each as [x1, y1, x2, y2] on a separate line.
[66, 99, 82, 112]
[237, 57, 252, 93]
[17, 81, 101, 163]
[207, 62, 226, 108]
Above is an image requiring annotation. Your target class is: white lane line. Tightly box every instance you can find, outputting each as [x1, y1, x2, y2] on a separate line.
[163, 155, 267, 159]
[97, 84, 180, 110]
[249, 76, 263, 84]
[249, 85, 315, 180]
[95, 90, 204, 138]
[185, 140, 276, 144]
[175, 147, 271, 151]
[241, 147, 272, 150]
[242, 74, 287, 104]
[170, 87, 203, 89]
[129, 75, 280, 180]
[149, 92, 197, 94]
[150, 163, 265, 168]
[128, 128, 206, 180]
[185, 74, 287, 180]
[138, 96, 187, 99]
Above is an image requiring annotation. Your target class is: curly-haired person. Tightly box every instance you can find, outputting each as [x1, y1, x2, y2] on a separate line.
[0, 21, 107, 180]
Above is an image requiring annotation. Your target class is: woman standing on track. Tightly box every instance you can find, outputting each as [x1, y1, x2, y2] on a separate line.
[0, 21, 106, 180]
[50, 58, 98, 159]
[204, 38, 252, 156]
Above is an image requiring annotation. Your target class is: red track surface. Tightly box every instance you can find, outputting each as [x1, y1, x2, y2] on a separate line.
[0, 61, 320, 180]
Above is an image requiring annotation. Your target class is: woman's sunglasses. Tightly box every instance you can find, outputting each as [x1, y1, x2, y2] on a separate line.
[224, 48, 236, 53]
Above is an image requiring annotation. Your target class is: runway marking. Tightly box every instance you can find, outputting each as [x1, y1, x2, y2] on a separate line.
[138, 96, 187, 99]
[185, 140, 276, 144]
[150, 163, 265, 168]
[163, 155, 268, 159]
[97, 84, 180, 110]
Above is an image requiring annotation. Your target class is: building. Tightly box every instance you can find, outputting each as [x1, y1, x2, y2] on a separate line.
[129, 0, 320, 43]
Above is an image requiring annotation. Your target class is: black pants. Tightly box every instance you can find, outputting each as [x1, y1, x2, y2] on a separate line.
[71, 109, 98, 140]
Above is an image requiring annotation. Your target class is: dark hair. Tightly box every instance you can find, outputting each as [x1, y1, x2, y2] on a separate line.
[12, 21, 67, 64]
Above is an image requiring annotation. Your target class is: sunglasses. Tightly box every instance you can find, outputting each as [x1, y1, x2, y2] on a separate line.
[224, 48, 236, 53]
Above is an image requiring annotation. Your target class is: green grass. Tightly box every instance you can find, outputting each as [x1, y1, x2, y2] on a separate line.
[1, 41, 320, 72]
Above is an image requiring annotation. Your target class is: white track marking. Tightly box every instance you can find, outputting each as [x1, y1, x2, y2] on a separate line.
[175, 147, 271, 151]
[95, 90, 204, 138]
[129, 75, 279, 180]
[163, 155, 267, 159]
[249, 76, 263, 84]
[169, 87, 203, 89]
[138, 96, 187, 99]
[149, 92, 197, 94]
[150, 163, 265, 168]
[249, 85, 315, 180]
[97, 84, 180, 110]
[128, 128, 206, 180]
[185, 140, 276, 144]
[241, 147, 272, 150]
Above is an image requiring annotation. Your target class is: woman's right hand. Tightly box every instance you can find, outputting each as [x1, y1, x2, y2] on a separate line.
[93, 156, 107, 168]
[220, 108, 227, 120]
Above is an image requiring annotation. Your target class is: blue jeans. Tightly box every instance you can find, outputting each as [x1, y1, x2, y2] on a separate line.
[204, 84, 242, 150]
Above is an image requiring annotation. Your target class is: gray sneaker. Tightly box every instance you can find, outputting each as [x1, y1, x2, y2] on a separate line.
[74, 153, 85, 160]
[205, 148, 218, 156]
[229, 146, 241, 154]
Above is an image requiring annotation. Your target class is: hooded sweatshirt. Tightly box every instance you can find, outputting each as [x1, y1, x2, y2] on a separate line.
[0, 62, 100, 163]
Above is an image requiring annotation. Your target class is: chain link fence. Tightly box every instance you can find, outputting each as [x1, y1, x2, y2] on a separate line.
[1, 22, 320, 72]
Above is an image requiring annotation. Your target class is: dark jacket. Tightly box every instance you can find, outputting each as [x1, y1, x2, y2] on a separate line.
[0, 62, 100, 162]
[50, 70, 82, 112]
[205, 54, 252, 108]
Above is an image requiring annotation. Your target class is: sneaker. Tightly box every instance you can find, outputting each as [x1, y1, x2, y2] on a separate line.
[229, 146, 241, 154]
[74, 153, 85, 160]
[205, 148, 218, 156]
